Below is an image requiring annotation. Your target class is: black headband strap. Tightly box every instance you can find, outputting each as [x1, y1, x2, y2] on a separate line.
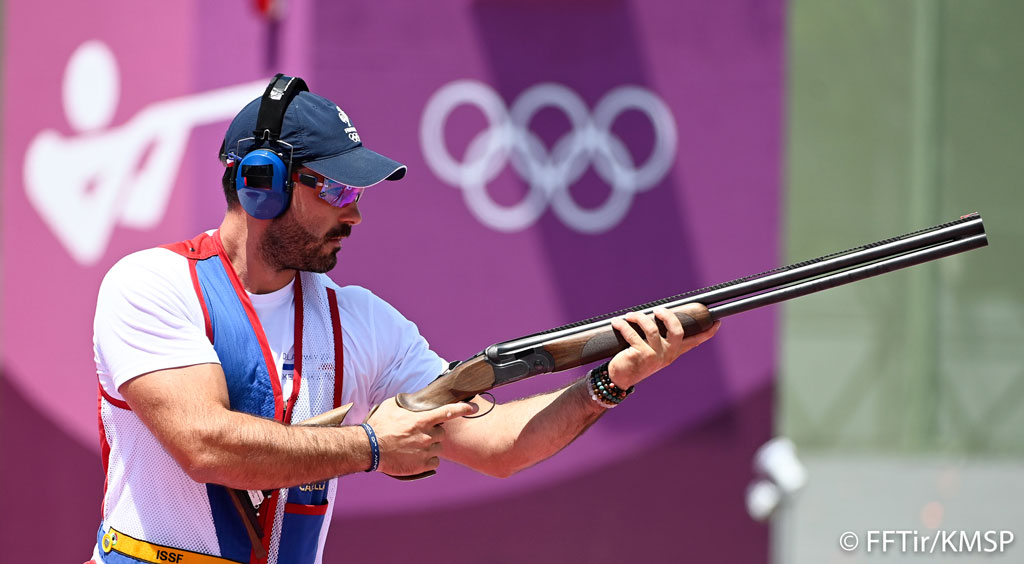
[253, 73, 309, 141]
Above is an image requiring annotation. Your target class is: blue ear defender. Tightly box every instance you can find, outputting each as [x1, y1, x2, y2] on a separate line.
[236, 147, 292, 219]
[234, 73, 309, 219]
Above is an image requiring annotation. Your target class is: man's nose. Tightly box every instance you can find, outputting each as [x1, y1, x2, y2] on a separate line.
[340, 202, 362, 225]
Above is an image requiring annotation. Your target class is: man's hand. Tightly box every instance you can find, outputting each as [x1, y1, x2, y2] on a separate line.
[366, 398, 478, 476]
[607, 306, 721, 389]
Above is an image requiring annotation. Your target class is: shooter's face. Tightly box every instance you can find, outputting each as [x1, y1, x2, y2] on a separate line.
[259, 173, 362, 274]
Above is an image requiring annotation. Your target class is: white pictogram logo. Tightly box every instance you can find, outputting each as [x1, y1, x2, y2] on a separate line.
[337, 106, 360, 143]
[420, 80, 677, 233]
[23, 40, 265, 265]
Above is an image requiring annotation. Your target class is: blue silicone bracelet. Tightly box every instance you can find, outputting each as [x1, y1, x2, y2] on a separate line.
[360, 423, 380, 472]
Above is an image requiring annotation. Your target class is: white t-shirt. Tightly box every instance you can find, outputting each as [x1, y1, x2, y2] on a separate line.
[93, 246, 444, 421]
[91, 244, 446, 563]
[247, 278, 297, 399]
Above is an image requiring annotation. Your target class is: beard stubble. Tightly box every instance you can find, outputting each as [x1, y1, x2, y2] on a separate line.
[259, 212, 351, 274]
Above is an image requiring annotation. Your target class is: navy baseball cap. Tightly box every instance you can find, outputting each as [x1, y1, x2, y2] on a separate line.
[223, 90, 406, 188]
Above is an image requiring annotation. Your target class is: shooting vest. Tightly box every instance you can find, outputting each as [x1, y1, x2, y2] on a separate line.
[96, 231, 345, 564]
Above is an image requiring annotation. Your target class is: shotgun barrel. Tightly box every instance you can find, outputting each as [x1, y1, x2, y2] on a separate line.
[395, 214, 987, 412]
[492, 213, 986, 356]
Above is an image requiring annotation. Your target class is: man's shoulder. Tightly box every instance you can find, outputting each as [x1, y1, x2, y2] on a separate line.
[105, 246, 190, 280]
[99, 247, 196, 302]
[94, 246, 204, 341]
[104, 230, 217, 284]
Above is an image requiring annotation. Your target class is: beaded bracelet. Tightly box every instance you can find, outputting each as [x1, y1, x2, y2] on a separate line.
[587, 362, 634, 408]
[360, 423, 380, 472]
[587, 373, 617, 409]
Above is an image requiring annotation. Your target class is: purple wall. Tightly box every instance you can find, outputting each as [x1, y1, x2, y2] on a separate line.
[1, 0, 781, 561]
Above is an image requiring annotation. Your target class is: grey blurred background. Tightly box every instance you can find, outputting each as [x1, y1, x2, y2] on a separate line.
[779, 0, 1023, 561]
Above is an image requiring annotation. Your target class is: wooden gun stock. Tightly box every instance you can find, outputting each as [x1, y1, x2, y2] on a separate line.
[396, 303, 713, 412]
[297, 402, 354, 427]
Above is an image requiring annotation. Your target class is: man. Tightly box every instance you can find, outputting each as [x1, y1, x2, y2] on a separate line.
[90, 75, 719, 563]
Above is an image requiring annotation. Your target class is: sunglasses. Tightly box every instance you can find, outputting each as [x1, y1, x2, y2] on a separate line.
[295, 172, 364, 208]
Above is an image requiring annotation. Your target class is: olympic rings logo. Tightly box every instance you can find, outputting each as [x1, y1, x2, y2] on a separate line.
[420, 80, 677, 233]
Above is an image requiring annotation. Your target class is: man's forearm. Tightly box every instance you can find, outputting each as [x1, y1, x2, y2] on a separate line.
[120, 365, 373, 490]
[167, 408, 372, 489]
[442, 376, 606, 478]
[122, 363, 477, 488]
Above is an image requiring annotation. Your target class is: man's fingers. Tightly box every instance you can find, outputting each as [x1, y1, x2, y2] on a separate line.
[626, 311, 662, 351]
[653, 307, 684, 341]
[611, 316, 646, 348]
[426, 400, 479, 425]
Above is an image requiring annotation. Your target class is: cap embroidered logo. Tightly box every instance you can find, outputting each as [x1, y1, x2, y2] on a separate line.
[337, 107, 361, 142]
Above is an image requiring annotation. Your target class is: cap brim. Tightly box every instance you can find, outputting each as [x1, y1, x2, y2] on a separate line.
[303, 146, 406, 188]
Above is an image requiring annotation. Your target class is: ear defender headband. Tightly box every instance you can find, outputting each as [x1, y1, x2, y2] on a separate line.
[235, 74, 309, 219]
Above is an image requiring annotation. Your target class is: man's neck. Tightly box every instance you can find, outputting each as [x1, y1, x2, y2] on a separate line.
[218, 212, 296, 294]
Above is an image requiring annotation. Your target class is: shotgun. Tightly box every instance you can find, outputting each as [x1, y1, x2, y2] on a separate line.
[396, 212, 987, 411]
[234, 213, 987, 545]
[300, 213, 989, 419]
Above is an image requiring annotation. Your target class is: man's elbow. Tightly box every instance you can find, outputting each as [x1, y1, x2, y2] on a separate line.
[168, 426, 232, 484]
[480, 465, 516, 479]
[178, 449, 222, 484]
[475, 452, 531, 479]
[171, 444, 219, 483]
